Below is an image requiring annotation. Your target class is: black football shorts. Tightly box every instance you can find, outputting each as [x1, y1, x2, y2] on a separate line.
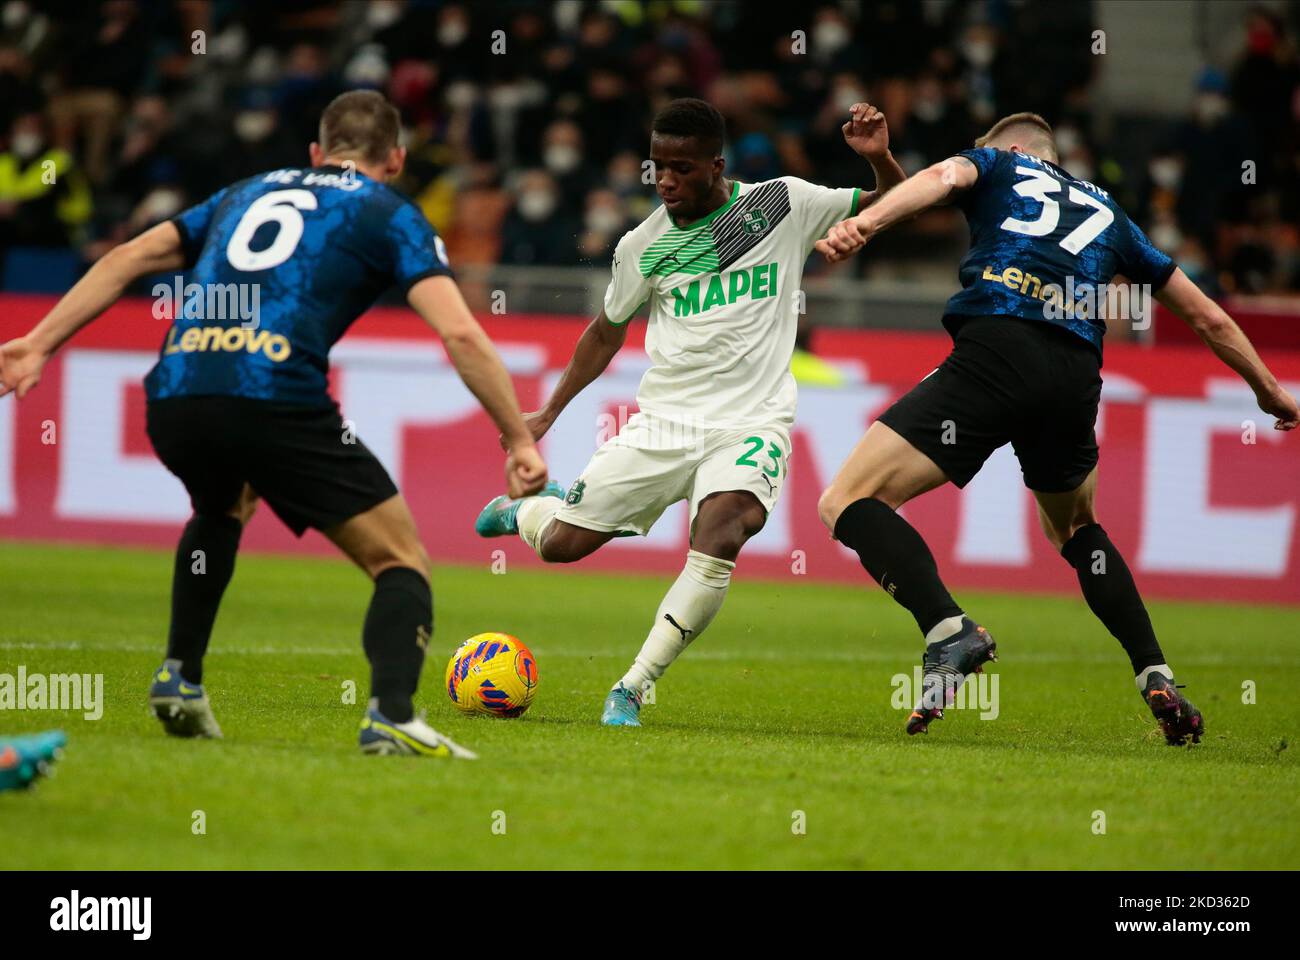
[146, 395, 399, 536]
[878, 316, 1103, 492]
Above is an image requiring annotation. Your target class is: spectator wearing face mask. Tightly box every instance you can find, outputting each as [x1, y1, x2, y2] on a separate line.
[606, 151, 656, 221]
[807, 74, 874, 184]
[1052, 123, 1096, 183]
[577, 188, 631, 264]
[1173, 236, 1219, 296]
[229, 91, 301, 181]
[433, 3, 486, 85]
[902, 74, 972, 166]
[499, 169, 580, 266]
[103, 97, 180, 216]
[1141, 150, 1184, 229]
[541, 119, 597, 209]
[0, 111, 92, 250]
[808, 7, 857, 72]
[959, 23, 1001, 123]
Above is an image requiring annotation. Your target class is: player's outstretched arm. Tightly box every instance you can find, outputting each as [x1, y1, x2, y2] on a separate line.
[406, 276, 548, 496]
[0, 221, 186, 399]
[840, 102, 907, 210]
[1155, 268, 1299, 430]
[815, 155, 979, 263]
[521, 309, 628, 443]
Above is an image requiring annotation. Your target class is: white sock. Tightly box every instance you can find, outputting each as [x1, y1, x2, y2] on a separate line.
[925, 615, 966, 646]
[516, 496, 562, 558]
[1135, 663, 1173, 691]
[618, 550, 735, 695]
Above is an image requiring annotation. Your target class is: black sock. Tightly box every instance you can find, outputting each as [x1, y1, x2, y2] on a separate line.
[167, 513, 242, 684]
[833, 497, 963, 636]
[363, 567, 431, 723]
[1061, 523, 1165, 674]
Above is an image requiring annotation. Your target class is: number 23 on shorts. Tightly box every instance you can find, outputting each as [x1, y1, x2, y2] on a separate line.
[735, 436, 785, 478]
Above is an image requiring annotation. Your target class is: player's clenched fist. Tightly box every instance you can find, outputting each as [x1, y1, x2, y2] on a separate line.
[0, 336, 48, 399]
[815, 215, 873, 263]
[505, 442, 548, 499]
[1257, 383, 1300, 431]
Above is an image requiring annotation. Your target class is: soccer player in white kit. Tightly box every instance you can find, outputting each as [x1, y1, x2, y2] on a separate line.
[476, 98, 904, 725]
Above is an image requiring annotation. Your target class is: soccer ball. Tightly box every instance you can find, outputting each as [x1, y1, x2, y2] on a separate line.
[445, 633, 539, 718]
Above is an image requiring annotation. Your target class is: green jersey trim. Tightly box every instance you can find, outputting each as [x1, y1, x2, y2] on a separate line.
[849, 187, 861, 217]
[637, 181, 742, 279]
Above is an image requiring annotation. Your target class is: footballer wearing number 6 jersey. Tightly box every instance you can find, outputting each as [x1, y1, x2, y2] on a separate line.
[815, 111, 1299, 744]
[0, 91, 548, 758]
[474, 97, 906, 727]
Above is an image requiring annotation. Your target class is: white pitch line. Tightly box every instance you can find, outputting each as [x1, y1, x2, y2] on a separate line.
[0, 640, 1291, 667]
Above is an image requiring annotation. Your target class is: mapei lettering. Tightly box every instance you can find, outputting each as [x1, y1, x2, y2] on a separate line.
[670, 262, 778, 318]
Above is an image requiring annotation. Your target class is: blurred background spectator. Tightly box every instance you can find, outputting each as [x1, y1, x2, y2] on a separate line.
[0, 0, 1296, 319]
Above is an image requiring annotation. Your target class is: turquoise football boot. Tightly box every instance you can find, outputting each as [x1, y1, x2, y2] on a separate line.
[0, 730, 67, 791]
[149, 659, 223, 739]
[474, 480, 565, 537]
[601, 682, 643, 727]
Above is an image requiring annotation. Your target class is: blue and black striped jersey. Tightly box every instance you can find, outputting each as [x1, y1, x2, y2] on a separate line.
[144, 166, 451, 405]
[943, 147, 1175, 353]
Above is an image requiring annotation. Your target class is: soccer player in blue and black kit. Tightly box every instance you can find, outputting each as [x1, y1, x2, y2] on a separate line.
[0, 91, 547, 758]
[815, 112, 1298, 745]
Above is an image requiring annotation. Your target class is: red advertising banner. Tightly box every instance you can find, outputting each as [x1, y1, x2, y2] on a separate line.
[2, 293, 1298, 604]
[1154, 296, 1300, 352]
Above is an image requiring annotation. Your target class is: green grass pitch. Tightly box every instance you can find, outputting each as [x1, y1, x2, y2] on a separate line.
[1, 540, 1296, 869]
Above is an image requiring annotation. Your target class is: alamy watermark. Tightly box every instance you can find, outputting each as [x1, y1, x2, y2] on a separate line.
[152, 275, 262, 329]
[596, 404, 710, 455]
[1, 665, 104, 720]
[976, 265, 1154, 330]
[890, 666, 999, 720]
[50, 891, 150, 940]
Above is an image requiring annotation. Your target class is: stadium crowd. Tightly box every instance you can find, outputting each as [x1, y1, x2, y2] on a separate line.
[0, 0, 1297, 297]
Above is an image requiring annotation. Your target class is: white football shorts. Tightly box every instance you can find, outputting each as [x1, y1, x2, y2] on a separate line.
[553, 412, 792, 537]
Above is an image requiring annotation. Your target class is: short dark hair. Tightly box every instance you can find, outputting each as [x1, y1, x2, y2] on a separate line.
[651, 97, 726, 156]
[318, 89, 400, 164]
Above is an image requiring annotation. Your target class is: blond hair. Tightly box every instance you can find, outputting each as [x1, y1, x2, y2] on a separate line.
[975, 112, 1056, 162]
[318, 90, 400, 164]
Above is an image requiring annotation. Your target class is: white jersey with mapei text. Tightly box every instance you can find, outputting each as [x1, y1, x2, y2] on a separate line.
[603, 176, 859, 429]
